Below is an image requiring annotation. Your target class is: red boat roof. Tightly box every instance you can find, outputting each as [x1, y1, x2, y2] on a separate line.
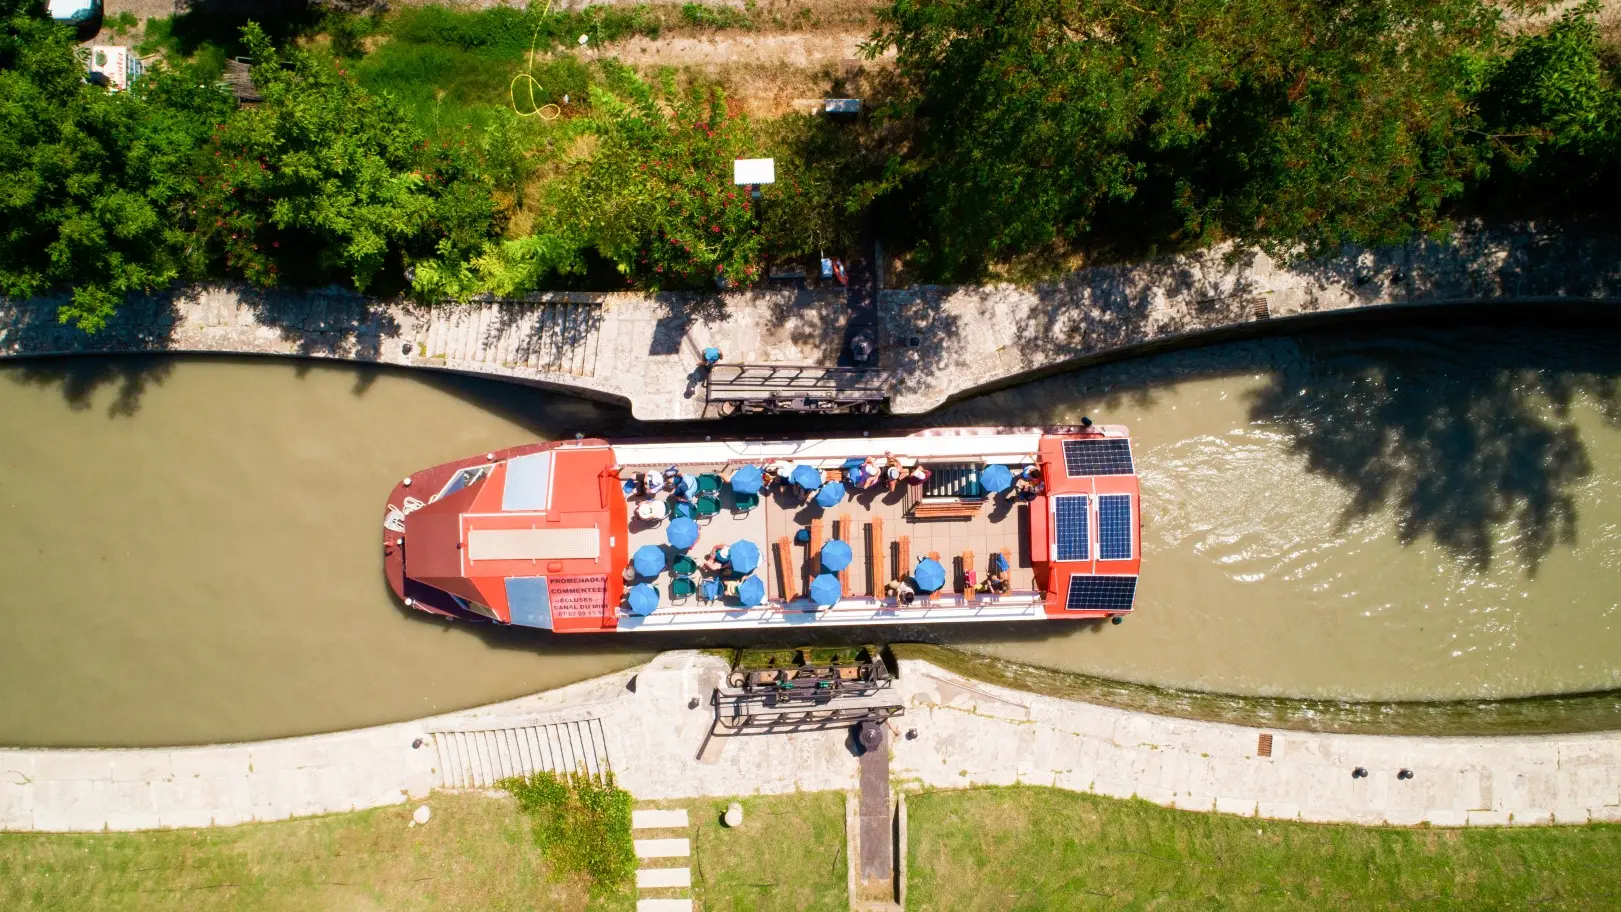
[403, 445, 626, 631]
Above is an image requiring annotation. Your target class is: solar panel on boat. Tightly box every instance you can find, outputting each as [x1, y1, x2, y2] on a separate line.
[1097, 494, 1133, 560]
[1062, 438, 1134, 477]
[1065, 574, 1137, 612]
[1053, 495, 1089, 562]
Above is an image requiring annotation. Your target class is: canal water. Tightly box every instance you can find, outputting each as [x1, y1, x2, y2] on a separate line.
[0, 359, 652, 747]
[1, 321, 1618, 745]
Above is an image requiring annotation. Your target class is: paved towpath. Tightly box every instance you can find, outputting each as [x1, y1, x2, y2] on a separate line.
[4, 223, 1619, 420]
[2, 652, 1618, 831]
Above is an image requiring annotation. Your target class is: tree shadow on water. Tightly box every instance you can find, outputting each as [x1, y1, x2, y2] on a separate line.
[7, 357, 175, 418]
[1248, 336, 1621, 575]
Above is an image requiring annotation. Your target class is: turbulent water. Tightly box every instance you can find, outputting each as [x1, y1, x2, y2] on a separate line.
[934, 324, 1621, 701]
[2, 320, 1619, 745]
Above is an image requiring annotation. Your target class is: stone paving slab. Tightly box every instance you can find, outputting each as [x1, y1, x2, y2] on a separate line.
[634, 837, 691, 858]
[632, 808, 689, 829]
[4, 651, 1621, 831]
[5, 224, 1619, 421]
[637, 867, 692, 888]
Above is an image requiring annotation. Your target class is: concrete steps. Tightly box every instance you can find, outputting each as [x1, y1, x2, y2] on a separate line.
[428, 717, 610, 788]
[417, 301, 603, 377]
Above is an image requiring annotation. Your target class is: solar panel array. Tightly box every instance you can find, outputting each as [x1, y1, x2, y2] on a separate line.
[1065, 574, 1138, 612]
[1053, 495, 1089, 561]
[1097, 494, 1133, 560]
[1062, 438, 1134, 477]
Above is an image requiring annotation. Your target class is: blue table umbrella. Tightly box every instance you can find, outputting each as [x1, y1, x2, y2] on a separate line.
[815, 481, 845, 508]
[666, 517, 699, 550]
[791, 464, 822, 490]
[632, 544, 666, 577]
[981, 463, 1014, 494]
[627, 582, 659, 615]
[820, 539, 854, 573]
[810, 573, 842, 606]
[729, 540, 761, 574]
[737, 575, 766, 607]
[730, 464, 763, 495]
[913, 557, 947, 592]
[700, 578, 722, 601]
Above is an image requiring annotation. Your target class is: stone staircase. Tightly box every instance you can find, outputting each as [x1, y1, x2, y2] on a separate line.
[428, 717, 610, 788]
[416, 299, 604, 377]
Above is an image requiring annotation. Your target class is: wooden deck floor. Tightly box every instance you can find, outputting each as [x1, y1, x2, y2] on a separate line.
[622, 471, 1033, 606]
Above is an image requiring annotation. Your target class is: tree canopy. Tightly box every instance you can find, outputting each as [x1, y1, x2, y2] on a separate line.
[870, 0, 1508, 276]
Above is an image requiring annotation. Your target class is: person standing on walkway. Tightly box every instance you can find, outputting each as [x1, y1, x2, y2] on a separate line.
[700, 346, 723, 372]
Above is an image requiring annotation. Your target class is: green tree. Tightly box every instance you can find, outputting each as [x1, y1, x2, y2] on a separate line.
[0, 1, 228, 331]
[871, 0, 1502, 277]
[187, 24, 497, 291]
[1471, 0, 1619, 212]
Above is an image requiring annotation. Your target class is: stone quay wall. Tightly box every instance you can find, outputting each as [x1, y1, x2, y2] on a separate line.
[2, 652, 1619, 832]
[3, 223, 1620, 421]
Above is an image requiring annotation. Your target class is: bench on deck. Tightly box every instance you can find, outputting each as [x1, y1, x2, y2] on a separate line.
[868, 517, 885, 595]
[774, 537, 795, 599]
[908, 500, 984, 521]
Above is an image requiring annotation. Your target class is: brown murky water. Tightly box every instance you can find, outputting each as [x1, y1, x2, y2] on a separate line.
[935, 326, 1621, 701]
[3, 322, 1620, 745]
[0, 359, 650, 747]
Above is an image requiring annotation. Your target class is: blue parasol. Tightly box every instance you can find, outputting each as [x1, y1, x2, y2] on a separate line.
[729, 539, 761, 574]
[730, 464, 764, 495]
[815, 481, 845, 508]
[737, 575, 766, 607]
[809, 573, 842, 606]
[791, 464, 822, 490]
[666, 517, 699, 550]
[700, 578, 722, 601]
[980, 463, 1014, 494]
[820, 539, 853, 573]
[627, 582, 659, 615]
[632, 544, 666, 577]
[913, 557, 947, 592]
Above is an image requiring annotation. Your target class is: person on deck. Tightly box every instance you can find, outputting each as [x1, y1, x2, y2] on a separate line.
[885, 578, 916, 606]
[701, 543, 732, 574]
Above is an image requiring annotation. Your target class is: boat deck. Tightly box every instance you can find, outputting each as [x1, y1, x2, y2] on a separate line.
[621, 465, 1035, 607]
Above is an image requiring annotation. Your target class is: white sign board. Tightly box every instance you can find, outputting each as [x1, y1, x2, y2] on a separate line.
[90, 46, 133, 92]
[733, 158, 776, 185]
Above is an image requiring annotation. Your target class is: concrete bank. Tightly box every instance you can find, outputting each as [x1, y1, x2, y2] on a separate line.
[4, 223, 1619, 420]
[3, 652, 1618, 832]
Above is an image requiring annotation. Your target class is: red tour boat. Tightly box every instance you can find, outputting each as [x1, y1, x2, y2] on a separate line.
[382, 426, 1141, 632]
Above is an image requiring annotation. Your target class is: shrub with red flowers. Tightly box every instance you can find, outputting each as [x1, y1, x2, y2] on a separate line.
[479, 66, 850, 295]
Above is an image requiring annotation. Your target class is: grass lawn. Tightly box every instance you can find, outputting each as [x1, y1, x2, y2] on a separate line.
[907, 786, 1621, 911]
[654, 791, 848, 912]
[0, 792, 621, 912]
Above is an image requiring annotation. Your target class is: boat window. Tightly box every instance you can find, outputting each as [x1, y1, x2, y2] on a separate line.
[450, 594, 500, 621]
[437, 465, 491, 500]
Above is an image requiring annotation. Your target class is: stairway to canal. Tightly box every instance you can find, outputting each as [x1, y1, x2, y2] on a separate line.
[415, 300, 604, 378]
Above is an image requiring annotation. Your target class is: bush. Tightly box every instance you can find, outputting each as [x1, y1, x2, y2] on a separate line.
[389, 2, 661, 59]
[680, 2, 750, 30]
[469, 67, 858, 296]
[503, 771, 634, 890]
